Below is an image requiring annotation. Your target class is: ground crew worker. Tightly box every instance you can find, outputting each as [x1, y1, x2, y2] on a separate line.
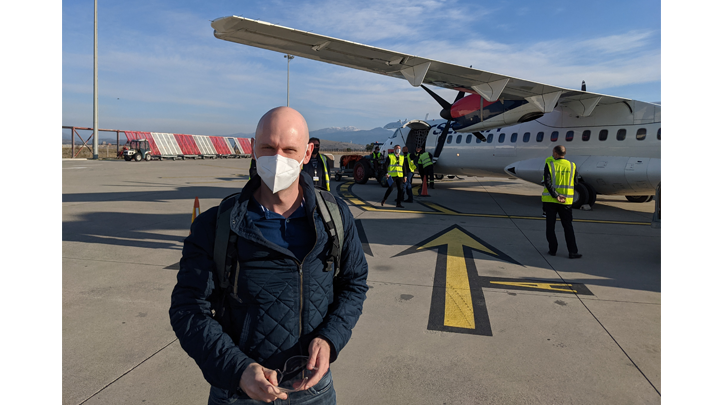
[249, 157, 257, 179]
[371, 145, 382, 174]
[301, 137, 330, 191]
[381, 145, 406, 208]
[403, 146, 416, 203]
[542, 145, 582, 258]
[417, 147, 435, 189]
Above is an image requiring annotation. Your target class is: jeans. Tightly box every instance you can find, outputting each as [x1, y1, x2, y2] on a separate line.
[405, 172, 414, 201]
[208, 370, 336, 405]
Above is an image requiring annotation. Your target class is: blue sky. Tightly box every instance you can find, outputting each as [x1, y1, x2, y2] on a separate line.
[61, 0, 661, 136]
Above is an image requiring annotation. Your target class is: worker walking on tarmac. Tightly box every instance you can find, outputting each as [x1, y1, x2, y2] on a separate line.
[417, 146, 435, 189]
[402, 146, 416, 203]
[542, 145, 582, 259]
[301, 137, 331, 191]
[381, 145, 406, 208]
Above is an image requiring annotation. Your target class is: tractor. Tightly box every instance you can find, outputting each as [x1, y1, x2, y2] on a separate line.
[123, 139, 152, 161]
[333, 142, 388, 186]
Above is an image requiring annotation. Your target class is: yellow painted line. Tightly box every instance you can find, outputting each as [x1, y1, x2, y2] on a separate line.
[338, 181, 651, 226]
[489, 281, 577, 293]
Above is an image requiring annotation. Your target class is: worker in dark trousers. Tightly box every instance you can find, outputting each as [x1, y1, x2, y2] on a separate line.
[417, 147, 435, 189]
[543, 145, 582, 258]
[381, 145, 406, 208]
[371, 145, 382, 175]
[301, 137, 330, 191]
[402, 146, 416, 203]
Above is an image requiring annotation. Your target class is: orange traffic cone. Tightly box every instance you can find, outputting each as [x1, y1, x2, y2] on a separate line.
[190, 197, 200, 235]
[420, 175, 430, 197]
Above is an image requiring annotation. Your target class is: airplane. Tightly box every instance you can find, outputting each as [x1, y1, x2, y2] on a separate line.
[210, 16, 660, 213]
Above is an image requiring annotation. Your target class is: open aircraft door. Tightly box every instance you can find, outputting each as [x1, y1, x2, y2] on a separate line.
[402, 120, 431, 152]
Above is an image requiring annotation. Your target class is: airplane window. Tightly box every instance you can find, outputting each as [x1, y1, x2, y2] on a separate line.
[617, 129, 626, 141]
[582, 130, 591, 141]
[523, 132, 531, 142]
[636, 128, 647, 140]
[536, 132, 544, 142]
[599, 129, 608, 141]
[498, 133, 505, 143]
[391, 129, 400, 139]
[510, 133, 518, 143]
[551, 131, 559, 142]
[457, 135, 463, 144]
[566, 131, 574, 141]
[447, 135, 453, 144]
[476, 136, 483, 143]
[487, 134, 494, 143]
[466, 134, 472, 143]
[657, 128, 661, 140]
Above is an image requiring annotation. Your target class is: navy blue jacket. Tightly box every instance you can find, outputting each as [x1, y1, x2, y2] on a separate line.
[169, 172, 369, 393]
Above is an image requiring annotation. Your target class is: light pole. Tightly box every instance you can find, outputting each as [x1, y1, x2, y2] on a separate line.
[92, 0, 99, 159]
[284, 54, 294, 106]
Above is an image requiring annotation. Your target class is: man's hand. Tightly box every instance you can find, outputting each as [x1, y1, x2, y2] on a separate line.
[296, 337, 331, 390]
[557, 195, 566, 203]
[239, 363, 288, 402]
[403, 177, 407, 183]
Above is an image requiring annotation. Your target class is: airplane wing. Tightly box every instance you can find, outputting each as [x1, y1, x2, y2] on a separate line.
[211, 15, 629, 115]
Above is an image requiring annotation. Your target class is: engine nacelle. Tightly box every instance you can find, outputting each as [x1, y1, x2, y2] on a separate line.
[504, 155, 661, 196]
[450, 94, 547, 133]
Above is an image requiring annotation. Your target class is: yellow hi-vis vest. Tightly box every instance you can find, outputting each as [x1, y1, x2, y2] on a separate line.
[418, 152, 433, 168]
[405, 153, 417, 172]
[319, 154, 330, 191]
[301, 154, 331, 191]
[388, 154, 404, 177]
[542, 157, 576, 205]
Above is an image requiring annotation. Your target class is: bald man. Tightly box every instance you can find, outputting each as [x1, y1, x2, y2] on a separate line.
[170, 107, 369, 404]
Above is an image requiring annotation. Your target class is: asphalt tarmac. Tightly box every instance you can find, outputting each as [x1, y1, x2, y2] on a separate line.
[62, 157, 660, 405]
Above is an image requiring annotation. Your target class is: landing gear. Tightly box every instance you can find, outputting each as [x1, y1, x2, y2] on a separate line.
[626, 195, 654, 203]
[571, 181, 597, 209]
[571, 183, 588, 209]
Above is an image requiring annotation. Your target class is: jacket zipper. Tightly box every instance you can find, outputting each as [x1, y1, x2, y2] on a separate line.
[296, 205, 320, 355]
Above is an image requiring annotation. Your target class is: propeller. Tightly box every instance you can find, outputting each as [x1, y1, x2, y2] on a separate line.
[421, 85, 466, 158]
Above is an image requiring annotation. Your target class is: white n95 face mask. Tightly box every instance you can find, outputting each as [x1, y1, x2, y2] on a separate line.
[254, 146, 307, 194]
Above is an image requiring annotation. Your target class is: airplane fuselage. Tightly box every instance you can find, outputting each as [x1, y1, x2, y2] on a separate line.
[383, 101, 660, 197]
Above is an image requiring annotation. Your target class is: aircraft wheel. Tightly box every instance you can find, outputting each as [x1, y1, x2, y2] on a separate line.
[353, 160, 370, 184]
[626, 195, 654, 203]
[571, 182, 588, 209]
[435, 174, 444, 180]
[583, 182, 597, 206]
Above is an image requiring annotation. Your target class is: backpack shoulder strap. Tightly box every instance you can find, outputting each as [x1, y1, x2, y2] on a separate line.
[314, 188, 344, 277]
[214, 193, 240, 290]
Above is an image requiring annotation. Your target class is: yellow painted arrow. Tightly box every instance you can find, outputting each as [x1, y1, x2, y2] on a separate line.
[418, 228, 497, 329]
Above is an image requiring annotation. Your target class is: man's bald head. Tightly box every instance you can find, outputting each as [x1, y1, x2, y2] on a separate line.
[253, 107, 312, 164]
[255, 107, 309, 144]
[553, 145, 566, 157]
